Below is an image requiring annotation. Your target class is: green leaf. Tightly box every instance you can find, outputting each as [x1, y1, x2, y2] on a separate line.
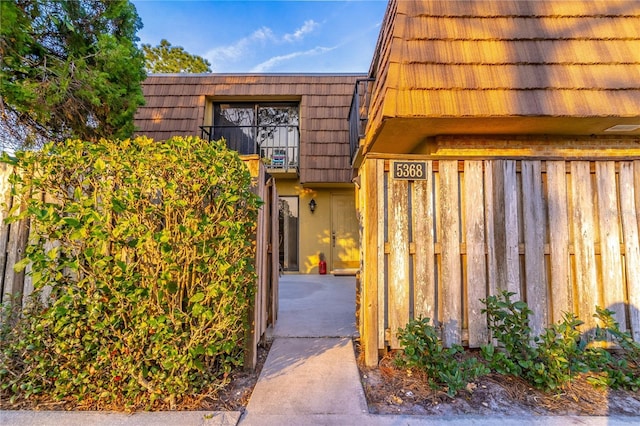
[513, 301, 528, 311]
[13, 257, 31, 272]
[63, 217, 81, 228]
[190, 293, 205, 304]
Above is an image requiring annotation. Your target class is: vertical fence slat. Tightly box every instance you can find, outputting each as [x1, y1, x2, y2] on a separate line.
[522, 160, 548, 337]
[490, 161, 507, 294]
[631, 159, 640, 339]
[388, 167, 410, 348]
[546, 161, 572, 322]
[271, 181, 279, 326]
[0, 164, 14, 299]
[492, 160, 520, 298]
[484, 161, 497, 299]
[596, 161, 626, 327]
[413, 161, 435, 322]
[260, 167, 268, 343]
[378, 160, 386, 348]
[362, 159, 379, 365]
[2, 190, 28, 306]
[503, 160, 521, 299]
[620, 162, 640, 339]
[571, 161, 599, 332]
[439, 160, 462, 346]
[464, 160, 488, 347]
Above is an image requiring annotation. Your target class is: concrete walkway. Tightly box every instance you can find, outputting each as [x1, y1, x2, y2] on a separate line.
[239, 274, 368, 425]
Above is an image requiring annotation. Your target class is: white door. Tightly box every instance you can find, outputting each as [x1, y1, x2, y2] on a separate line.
[330, 194, 360, 271]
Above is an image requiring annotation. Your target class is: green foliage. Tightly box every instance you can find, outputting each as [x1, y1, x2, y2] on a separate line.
[143, 39, 212, 73]
[481, 292, 639, 392]
[480, 292, 537, 377]
[396, 317, 489, 396]
[589, 307, 640, 391]
[481, 292, 593, 391]
[0, 0, 146, 146]
[0, 136, 261, 409]
[529, 312, 592, 390]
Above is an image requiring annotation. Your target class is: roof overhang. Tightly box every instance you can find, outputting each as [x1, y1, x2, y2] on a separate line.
[366, 116, 640, 154]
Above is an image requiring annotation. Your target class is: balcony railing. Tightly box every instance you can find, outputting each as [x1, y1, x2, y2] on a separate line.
[348, 78, 375, 161]
[200, 124, 299, 171]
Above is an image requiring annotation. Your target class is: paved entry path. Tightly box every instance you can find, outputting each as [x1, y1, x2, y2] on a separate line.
[239, 274, 371, 425]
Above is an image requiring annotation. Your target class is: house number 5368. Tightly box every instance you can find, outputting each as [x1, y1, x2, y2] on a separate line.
[393, 162, 427, 180]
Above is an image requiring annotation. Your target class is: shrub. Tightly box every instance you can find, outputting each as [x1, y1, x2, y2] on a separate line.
[589, 307, 640, 391]
[481, 292, 627, 392]
[480, 292, 537, 377]
[396, 317, 489, 396]
[481, 292, 598, 391]
[0, 136, 261, 409]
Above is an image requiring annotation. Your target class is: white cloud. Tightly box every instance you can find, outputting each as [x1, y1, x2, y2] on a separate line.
[283, 20, 319, 42]
[204, 26, 275, 62]
[204, 20, 322, 71]
[251, 46, 336, 72]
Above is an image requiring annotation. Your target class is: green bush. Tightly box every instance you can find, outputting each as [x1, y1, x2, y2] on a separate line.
[481, 291, 596, 391]
[396, 317, 489, 396]
[589, 307, 640, 391]
[481, 292, 639, 392]
[480, 292, 537, 377]
[0, 136, 261, 409]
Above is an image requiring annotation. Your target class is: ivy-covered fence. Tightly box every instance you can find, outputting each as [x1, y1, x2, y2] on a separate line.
[0, 137, 278, 409]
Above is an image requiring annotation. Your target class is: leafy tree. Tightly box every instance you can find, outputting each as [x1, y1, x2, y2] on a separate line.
[0, 0, 146, 147]
[143, 39, 212, 73]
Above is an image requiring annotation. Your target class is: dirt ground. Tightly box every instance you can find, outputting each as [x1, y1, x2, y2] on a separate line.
[190, 340, 270, 412]
[355, 344, 640, 417]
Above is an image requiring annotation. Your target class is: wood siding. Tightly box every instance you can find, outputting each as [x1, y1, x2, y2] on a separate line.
[359, 156, 640, 363]
[135, 74, 363, 184]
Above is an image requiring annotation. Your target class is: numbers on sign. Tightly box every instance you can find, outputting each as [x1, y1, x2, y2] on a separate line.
[394, 162, 426, 180]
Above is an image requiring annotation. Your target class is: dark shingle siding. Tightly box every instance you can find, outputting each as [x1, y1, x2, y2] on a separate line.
[134, 74, 363, 184]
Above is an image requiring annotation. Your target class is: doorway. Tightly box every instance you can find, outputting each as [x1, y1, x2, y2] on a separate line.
[330, 194, 360, 271]
[278, 196, 299, 271]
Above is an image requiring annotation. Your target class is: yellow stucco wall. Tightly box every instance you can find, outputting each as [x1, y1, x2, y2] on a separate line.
[275, 179, 356, 274]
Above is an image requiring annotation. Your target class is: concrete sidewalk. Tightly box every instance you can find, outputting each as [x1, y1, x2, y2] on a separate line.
[3, 274, 639, 425]
[240, 274, 367, 425]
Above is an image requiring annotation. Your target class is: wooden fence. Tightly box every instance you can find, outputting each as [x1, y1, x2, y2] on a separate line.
[243, 156, 280, 369]
[0, 158, 278, 370]
[359, 156, 640, 365]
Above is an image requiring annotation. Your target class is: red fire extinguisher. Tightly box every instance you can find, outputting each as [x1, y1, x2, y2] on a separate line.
[319, 253, 327, 275]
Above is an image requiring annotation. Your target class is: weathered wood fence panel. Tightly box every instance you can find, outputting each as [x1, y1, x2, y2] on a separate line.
[464, 160, 487, 347]
[0, 163, 29, 307]
[439, 160, 462, 347]
[388, 176, 409, 348]
[620, 162, 640, 342]
[522, 160, 548, 338]
[360, 157, 640, 362]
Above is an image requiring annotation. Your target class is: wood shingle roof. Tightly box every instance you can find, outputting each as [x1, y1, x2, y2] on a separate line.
[368, 0, 640, 128]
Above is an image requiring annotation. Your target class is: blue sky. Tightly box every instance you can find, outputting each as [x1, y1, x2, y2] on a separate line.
[131, 0, 388, 73]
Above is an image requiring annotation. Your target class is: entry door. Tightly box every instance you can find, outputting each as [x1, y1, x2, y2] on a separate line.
[330, 194, 360, 271]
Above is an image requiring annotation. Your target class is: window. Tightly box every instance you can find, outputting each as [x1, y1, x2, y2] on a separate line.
[209, 103, 299, 168]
